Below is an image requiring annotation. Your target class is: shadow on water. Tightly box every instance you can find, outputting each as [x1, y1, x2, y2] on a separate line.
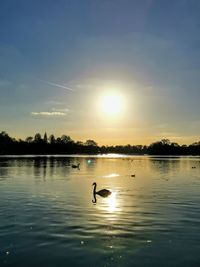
[33, 157, 48, 179]
[37, 157, 74, 181]
[149, 157, 181, 176]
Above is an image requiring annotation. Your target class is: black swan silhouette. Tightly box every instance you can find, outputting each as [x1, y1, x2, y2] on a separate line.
[92, 182, 111, 203]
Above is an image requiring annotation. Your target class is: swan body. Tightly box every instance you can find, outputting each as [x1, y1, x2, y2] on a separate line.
[92, 182, 111, 198]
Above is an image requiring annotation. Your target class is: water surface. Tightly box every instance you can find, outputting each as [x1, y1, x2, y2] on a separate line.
[0, 155, 200, 266]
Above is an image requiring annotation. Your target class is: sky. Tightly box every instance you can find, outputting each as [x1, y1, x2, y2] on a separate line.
[0, 0, 200, 145]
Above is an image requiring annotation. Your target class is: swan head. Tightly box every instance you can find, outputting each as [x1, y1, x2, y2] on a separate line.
[92, 182, 96, 186]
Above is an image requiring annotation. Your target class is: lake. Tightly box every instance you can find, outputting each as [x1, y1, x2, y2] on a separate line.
[0, 155, 200, 267]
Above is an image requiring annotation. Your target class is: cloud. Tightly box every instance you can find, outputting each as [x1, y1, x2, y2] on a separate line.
[31, 111, 66, 116]
[31, 106, 70, 117]
[52, 107, 69, 112]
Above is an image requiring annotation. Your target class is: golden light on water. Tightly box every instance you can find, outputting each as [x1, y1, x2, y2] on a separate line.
[104, 173, 120, 178]
[96, 191, 119, 215]
[107, 192, 117, 212]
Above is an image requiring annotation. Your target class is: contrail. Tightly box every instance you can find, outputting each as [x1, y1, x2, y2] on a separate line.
[39, 79, 75, 91]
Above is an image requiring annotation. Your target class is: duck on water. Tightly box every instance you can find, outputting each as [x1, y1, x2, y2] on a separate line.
[71, 163, 80, 169]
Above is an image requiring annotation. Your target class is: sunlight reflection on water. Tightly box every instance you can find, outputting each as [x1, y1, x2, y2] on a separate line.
[107, 192, 118, 213]
[104, 173, 120, 178]
[1, 155, 200, 267]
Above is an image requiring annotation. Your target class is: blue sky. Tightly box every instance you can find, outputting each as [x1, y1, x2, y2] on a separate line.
[0, 0, 200, 145]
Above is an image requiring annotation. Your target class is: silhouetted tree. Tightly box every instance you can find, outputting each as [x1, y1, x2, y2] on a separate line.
[0, 131, 14, 154]
[76, 141, 84, 145]
[0, 131, 14, 145]
[0, 131, 10, 139]
[143, 145, 148, 153]
[43, 132, 48, 143]
[1, 130, 200, 155]
[161, 139, 171, 145]
[49, 134, 55, 144]
[85, 139, 98, 146]
[61, 135, 72, 144]
[26, 136, 33, 143]
[171, 142, 179, 147]
[34, 133, 42, 143]
[56, 137, 62, 144]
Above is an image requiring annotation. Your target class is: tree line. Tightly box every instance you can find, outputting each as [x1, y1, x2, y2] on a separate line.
[0, 131, 200, 155]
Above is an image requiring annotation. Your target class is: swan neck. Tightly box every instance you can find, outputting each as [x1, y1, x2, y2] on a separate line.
[93, 183, 97, 194]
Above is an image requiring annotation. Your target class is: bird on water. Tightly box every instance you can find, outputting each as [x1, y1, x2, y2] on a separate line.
[71, 163, 80, 169]
[92, 182, 111, 203]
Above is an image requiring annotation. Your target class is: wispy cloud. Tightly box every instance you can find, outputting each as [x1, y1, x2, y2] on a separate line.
[31, 111, 66, 116]
[52, 107, 69, 112]
[31, 106, 69, 117]
[39, 79, 75, 91]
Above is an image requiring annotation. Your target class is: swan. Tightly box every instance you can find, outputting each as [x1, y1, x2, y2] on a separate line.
[71, 163, 80, 169]
[92, 182, 111, 198]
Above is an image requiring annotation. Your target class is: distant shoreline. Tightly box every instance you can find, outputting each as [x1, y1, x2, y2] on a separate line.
[0, 154, 200, 158]
[1, 131, 200, 156]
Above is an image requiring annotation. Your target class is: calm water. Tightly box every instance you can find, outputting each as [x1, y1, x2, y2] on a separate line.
[0, 155, 200, 267]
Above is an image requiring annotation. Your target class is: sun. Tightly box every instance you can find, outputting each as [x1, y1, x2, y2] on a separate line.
[100, 91, 124, 117]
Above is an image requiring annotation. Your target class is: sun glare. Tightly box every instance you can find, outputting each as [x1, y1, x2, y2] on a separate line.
[107, 192, 117, 212]
[100, 91, 124, 117]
